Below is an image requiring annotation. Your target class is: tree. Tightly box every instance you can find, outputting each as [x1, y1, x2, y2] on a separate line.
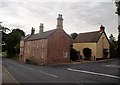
[109, 34, 118, 58]
[109, 34, 116, 42]
[0, 23, 11, 52]
[115, 0, 120, 57]
[0, 23, 10, 33]
[70, 33, 78, 39]
[2, 31, 7, 52]
[5, 28, 25, 57]
[115, 1, 120, 16]
[70, 45, 80, 61]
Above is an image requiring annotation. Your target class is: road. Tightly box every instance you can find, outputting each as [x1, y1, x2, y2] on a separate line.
[2, 58, 120, 84]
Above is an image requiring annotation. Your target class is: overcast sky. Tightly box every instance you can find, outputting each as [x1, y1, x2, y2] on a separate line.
[0, 0, 118, 39]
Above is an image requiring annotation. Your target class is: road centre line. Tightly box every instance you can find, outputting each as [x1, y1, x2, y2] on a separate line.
[67, 68, 120, 79]
[39, 70, 58, 78]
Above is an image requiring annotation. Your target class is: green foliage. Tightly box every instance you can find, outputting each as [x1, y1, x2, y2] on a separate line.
[2, 31, 7, 52]
[0, 24, 10, 33]
[115, 1, 120, 58]
[109, 34, 118, 58]
[3, 28, 25, 57]
[117, 34, 120, 57]
[109, 34, 116, 42]
[70, 33, 78, 39]
[0, 24, 11, 52]
[70, 45, 80, 61]
[115, 1, 120, 16]
[12, 54, 19, 61]
[0, 52, 7, 57]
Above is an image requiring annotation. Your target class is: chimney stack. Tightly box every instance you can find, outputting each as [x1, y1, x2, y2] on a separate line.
[39, 23, 44, 34]
[31, 27, 35, 35]
[100, 25, 105, 32]
[56, 14, 63, 29]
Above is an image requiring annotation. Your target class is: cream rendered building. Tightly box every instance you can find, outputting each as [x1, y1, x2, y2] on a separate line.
[73, 25, 110, 60]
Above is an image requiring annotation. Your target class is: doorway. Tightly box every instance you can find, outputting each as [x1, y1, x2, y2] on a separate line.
[83, 48, 92, 60]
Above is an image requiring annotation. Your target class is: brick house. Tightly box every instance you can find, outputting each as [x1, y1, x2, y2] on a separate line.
[19, 14, 72, 64]
[73, 25, 110, 60]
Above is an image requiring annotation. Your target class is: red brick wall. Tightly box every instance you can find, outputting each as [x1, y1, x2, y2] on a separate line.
[47, 28, 72, 64]
[22, 39, 48, 65]
[21, 29, 72, 64]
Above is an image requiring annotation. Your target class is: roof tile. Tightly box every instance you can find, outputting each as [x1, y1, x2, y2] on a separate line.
[26, 29, 57, 41]
[74, 31, 101, 43]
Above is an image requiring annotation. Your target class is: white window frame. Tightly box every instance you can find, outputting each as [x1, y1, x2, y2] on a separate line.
[41, 40, 44, 48]
[33, 41, 35, 48]
[36, 42, 39, 49]
[28, 42, 29, 46]
[27, 49, 29, 54]
[20, 48, 22, 52]
[33, 50, 35, 56]
[63, 50, 68, 58]
[24, 49, 26, 53]
[41, 51, 44, 59]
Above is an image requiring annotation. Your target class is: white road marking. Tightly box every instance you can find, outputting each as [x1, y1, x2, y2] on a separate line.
[103, 64, 120, 68]
[67, 68, 120, 79]
[39, 70, 58, 78]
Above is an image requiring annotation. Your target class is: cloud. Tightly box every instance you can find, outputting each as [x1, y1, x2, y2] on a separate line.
[0, 0, 113, 2]
[0, 1, 118, 39]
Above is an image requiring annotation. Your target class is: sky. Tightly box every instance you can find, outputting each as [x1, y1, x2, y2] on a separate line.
[0, 0, 119, 39]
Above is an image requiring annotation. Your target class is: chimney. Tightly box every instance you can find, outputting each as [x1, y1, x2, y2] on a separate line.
[100, 25, 105, 32]
[56, 14, 63, 29]
[39, 23, 44, 34]
[31, 27, 35, 35]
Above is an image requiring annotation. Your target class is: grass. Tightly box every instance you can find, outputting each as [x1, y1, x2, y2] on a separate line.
[0, 52, 19, 61]
[0, 52, 7, 57]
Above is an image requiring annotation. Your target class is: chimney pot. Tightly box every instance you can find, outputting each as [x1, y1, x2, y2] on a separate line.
[31, 27, 35, 34]
[40, 23, 43, 26]
[100, 25, 105, 32]
[56, 14, 63, 29]
[39, 23, 44, 34]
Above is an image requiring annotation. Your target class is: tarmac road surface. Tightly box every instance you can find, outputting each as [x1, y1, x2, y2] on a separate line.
[2, 58, 120, 84]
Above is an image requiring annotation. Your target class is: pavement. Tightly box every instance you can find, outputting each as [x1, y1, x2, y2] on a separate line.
[2, 65, 18, 84]
[0, 56, 19, 84]
[2, 58, 120, 84]
[47, 58, 113, 66]
[50, 58, 120, 77]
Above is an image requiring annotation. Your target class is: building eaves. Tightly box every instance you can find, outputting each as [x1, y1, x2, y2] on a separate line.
[74, 31, 101, 43]
[26, 29, 57, 41]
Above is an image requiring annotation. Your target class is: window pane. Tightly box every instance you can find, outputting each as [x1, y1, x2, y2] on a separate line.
[63, 50, 68, 58]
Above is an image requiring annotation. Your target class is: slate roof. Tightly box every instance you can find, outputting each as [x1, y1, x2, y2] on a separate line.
[74, 31, 102, 43]
[26, 29, 57, 41]
[21, 34, 31, 41]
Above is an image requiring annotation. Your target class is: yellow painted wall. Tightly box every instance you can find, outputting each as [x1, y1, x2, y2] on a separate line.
[73, 32, 110, 60]
[73, 43, 96, 60]
[96, 33, 110, 58]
